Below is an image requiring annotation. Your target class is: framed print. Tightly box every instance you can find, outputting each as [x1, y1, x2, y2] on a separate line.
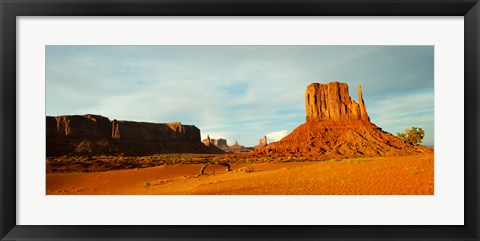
[1, 0, 479, 240]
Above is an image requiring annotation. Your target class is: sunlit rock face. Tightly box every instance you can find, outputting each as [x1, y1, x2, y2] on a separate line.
[305, 82, 369, 122]
[255, 136, 268, 150]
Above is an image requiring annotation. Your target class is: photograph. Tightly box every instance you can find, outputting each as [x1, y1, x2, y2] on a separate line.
[45, 45, 434, 195]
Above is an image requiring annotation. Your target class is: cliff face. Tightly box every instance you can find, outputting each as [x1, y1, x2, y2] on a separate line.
[46, 115, 223, 156]
[47, 115, 200, 142]
[47, 114, 112, 139]
[253, 82, 432, 158]
[111, 120, 200, 142]
[305, 82, 369, 122]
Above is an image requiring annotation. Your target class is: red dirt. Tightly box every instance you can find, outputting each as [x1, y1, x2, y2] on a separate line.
[46, 154, 433, 195]
[253, 121, 432, 159]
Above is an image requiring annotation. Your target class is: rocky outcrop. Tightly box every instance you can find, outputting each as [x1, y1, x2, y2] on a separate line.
[254, 82, 432, 158]
[254, 121, 429, 158]
[202, 135, 212, 147]
[221, 140, 254, 153]
[214, 138, 228, 147]
[201, 137, 228, 147]
[47, 114, 112, 139]
[255, 136, 268, 149]
[305, 82, 369, 122]
[201, 136, 231, 153]
[232, 140, 239, 147]
[46, 115, 224, 156]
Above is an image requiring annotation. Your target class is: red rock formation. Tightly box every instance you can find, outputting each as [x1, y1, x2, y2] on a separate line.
[201, 135, 227, 154]
[232, 140, 239, 147]
[47, 114, 112, 139]
[254, 82, 432, 158]
[111, 120, 200, 142]
[221, 140, 254, 153]
[255, 136, 268, 149]
[305, 82, 369, 122]
[46, 115, 224, 156]
[214, 138, 228, 147]
[201, 137, 228, 147]
[202, 135, 212, 146]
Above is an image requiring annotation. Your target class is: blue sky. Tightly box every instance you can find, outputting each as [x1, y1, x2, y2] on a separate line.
[46, 46, 434, 146]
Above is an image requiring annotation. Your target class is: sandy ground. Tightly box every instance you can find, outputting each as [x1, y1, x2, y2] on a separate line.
[46, 154, 433, 195]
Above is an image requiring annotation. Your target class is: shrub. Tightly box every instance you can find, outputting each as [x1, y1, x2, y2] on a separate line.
[396, 127, 425, 146]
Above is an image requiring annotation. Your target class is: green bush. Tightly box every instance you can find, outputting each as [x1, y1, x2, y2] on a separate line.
[396, 127, 425, 146]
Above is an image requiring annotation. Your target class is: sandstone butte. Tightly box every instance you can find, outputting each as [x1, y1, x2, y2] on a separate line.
[255, 136, 268, 149]
[202, 136, 254, 153]
[253, 82, 433, 159]
[46, 115, 224, 156]
[202, 135, 228, 148]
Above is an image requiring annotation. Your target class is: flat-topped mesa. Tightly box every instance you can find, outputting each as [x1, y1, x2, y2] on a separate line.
[111, 120, 200, 142]
[46, 114, 112, 139]
[46, 114, 225, 156]
[305, 82, 370, 122]
[47, 115, 201, 142]
[214, 138, 228, 147]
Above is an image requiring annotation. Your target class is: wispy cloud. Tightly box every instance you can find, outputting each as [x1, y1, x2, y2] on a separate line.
[266, 130, 290, 143]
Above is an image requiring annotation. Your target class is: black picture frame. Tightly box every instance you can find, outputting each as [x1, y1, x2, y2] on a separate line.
[1, 0, 479, 240]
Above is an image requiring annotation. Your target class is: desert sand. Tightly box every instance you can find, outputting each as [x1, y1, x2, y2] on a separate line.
[47, 153, 433, 195]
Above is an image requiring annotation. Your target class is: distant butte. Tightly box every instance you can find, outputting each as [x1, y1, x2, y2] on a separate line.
[254, 82, 432, 158]
[202, 136, 228, 148]
[255, 136, 268, 149]
[202, 136, 254, 153]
